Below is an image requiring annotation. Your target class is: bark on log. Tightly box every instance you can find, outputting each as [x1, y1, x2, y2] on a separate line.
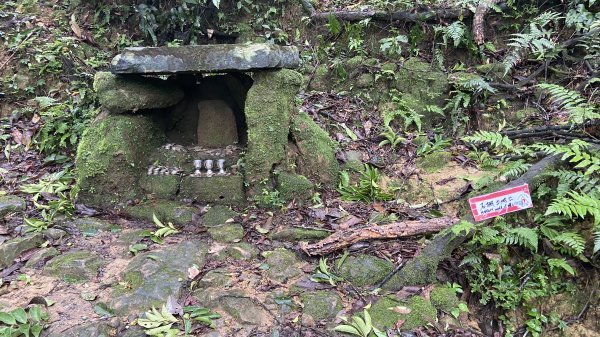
[382, 154, 564, 290]
[299, 216, 459, 256]
[473, 0, 502, 45]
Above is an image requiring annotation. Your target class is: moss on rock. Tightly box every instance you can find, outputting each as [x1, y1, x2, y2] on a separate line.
[0, 195, 26, 217]
[270, 227, 330, 242]
[75, 114, 164, 208]
[417, 151, 453, 173]
[337, 254, 394, 287]
[207, 223, 244, 243]
[202, 205, 238, 227]
[93, 72, 184, 113]
[245, 69, 303, 195]
[290, 112, 339, 186]
[44, 251, 104, 283]
[430, 285, 459, 312]
[370, 296, 436, 331]
[263, 248, 302, 282]
[139, 175, 180, 199]
[123, 200, 196, 225]
[276, 172, 314, 201]
[178, 175, 246, 205]
[301, 290, 343, 321]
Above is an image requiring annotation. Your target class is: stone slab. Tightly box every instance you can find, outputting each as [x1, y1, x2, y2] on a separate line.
[179, 175, 245, 204]
[111, 44, 300, 74]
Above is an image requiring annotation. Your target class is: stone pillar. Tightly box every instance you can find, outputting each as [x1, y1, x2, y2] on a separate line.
[196, 100, 239, 147]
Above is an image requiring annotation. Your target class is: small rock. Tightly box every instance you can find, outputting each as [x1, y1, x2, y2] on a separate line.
[0, 233, 44, 269]
[69, 218, 115, 235]
[207, 224, 244, 243]
[47, 321, 112, 337]
[198, 269, 232, 288]
[44, 228, 68, 240]
[219, 295, 270, 325]
[44, 250, 104, 283]
[263, 248, 302, 282]
[202, 205, 238, 227]
[301, 290, 343, 321]
[0, 195, 26, 217]
[81, 291, 97, 301]
[24, 247, 59, 268]
[216, 242, 259, 261]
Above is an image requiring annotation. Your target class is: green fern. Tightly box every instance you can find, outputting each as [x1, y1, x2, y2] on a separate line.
[503, 227, 538, 252]
[547, 258, 576, 276]
[501, 160, 532, 179]
[537, 84, 600, 123]
[532, 140, 600, 176]
[546, 191, 600, 224]
[463, 131, 513, 150]
[545, 169, 600, 197]
[550, 232, 586, 256]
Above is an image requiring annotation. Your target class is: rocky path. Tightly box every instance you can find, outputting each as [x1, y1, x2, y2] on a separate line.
[0, 196, 475, 337]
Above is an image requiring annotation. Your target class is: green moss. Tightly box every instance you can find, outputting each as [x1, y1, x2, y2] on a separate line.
[44, 251, 103, 283]
[216, 242, 259, 260]
[370, 295, 436, 331]
[75, 115, 164, 208]
[381, 63, 397, 72]
[370, 296, 403, 329]
[245, 69, 302, 195]
[123, 200, 196, 225]
[301, 290, 343, 320]
[345, 56, 366, 69]
[276, 172, 314, 201]
[139, 175, 180, 199]
[0, 195, 26, 217]
[178, 175, 246, 204]
[416, 151, 452, 173]
[93, 72, 184, 113]
[112, 271, 145, 296]
[309, 64, 331, 91]
[207, 224, 244, 243]
[337, 254, 394, 287]
[382, 255, 440, 290]
[402, 296, 437, 330]
[430, 285, 459, 312]
[290, 112, 339, 186]
[356, 73, 375, 88]
[270, 227, 330, 242]
[202, 205, 239, 227]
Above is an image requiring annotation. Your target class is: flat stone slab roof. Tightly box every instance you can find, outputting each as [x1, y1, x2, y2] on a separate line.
[110, 43, 299, 74]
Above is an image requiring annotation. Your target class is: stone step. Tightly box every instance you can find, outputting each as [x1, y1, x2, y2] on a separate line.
[110, 44, 299, 74]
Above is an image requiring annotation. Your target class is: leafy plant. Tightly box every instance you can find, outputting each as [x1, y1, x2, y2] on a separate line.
[150, 214, 180, 244]
[378, 125, 406, 149]
[183, 306, 221, 329]
[338, 165, 395, 202]
[379, 30, 408, 57]
[137, 305, 179, 337]
[254, 189, 286, 208]
[0, 305, 48, 337]
[537, 83, 600, 123]
[416, 134, 452, 156]
[310, 257, 343, 286]
[334, 307, 385, 337]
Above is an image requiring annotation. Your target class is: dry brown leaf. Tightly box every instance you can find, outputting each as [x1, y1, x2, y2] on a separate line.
[390, 306, 412, 314]
[187, 266, 200, 279]
[11, 129, 23, 144]
[31, 114, 40, 124]
[70, 14, 82, 39]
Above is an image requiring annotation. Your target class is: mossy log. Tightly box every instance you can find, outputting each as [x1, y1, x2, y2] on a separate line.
[299, 216, 458, 256]
[384, 154, 563, 290]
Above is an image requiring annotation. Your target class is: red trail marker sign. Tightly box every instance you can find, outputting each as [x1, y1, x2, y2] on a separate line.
[469, 184, 533, 222]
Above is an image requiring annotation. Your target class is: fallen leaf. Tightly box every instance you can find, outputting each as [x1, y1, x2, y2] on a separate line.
[11, 129, 23, 144]
[390, 306, 412, 314]
[188, 265, 200, 279]
[208, 242, 227, 254]
[364, 120, 373, 135]
[31, 114, 40, 123]
[70, 14, 82, 38]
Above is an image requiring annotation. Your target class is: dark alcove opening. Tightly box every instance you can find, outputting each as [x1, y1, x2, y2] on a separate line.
[154, 72, 253, 148]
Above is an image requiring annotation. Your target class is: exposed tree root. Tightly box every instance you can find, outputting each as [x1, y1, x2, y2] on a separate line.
[299, 216, 459, 256]
[473, 0, 502, 45]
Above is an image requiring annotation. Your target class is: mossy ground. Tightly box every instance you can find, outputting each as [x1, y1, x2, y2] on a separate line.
[276, 172, 314, 201]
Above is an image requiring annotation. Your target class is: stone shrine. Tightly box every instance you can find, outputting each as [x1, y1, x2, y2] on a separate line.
[75, 44, 339, 219]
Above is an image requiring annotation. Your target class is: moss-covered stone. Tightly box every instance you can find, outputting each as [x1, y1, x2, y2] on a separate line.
[356, 73, 375, 88]
[0, 233, 44, 269]
[139, 175, 180, 199]
[290, 112, 339, 186]
[93, 72, 184, 113]
[202, 205, 238, 227]
[220, 295, 270, 325]
[308, 64, 330, 92]
[430, 285, 459, 312]
[207, 223, 244, 243]
[337, 254, 394, 287]
[245, 69, 303, 195]
[301, 290, 343, 321]
[69, 217, 116, 235]
[75, 115, 164, 208]
[394, 58, 449, 127]
[178, 175, 246, 204]
[382, 255, 440, 290]
[417, 151, 453, 173]
[198, 269, 232, 288]
[270, 227, 330, 242]
[44, 251, 104, 283]
[370, 296, 436, 331]
[0, 195, 26, 217]
[24, 247, 59, 268]
[475, 63, 508, 81]
[381, 63, 398, 72]
[263, 248, 302, 282]
[276, 172, 314, 201]
[215, 242, 259, 260]
[123, 200, 196, 225]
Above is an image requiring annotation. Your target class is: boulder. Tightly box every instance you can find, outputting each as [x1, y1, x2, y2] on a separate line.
[263, 248, 303, 282]
[196, 100, 239, 147]
[111, 44, 300, 74]
[0, 195, 26, 217]
[44, 250, 104, 283]
[202, 205, 239, 227]
[109, 240, 207, 315]
[337, 254, 394, 287]
[207, 224, 244, 243]
[301, 290, 342, 321]
[0, 233, 44, 269]
[93, 72, 184, 113]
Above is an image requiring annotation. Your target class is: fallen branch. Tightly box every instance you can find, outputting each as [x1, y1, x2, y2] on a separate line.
[501, 120, 600, 137]
[299, 0, 470, 23]
[299, 216, 458, 256]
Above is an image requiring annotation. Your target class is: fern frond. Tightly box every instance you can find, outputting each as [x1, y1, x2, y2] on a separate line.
[546, 191, 600, 225]
[501, 160, 531, 179]
[550, 232, 586, 256]
[503, 227, 538, 252]
[545, 169, 600, 196]
[537, 83, 600, 123]
[463, 131, 512, 150]
[532, 140, 600, 175]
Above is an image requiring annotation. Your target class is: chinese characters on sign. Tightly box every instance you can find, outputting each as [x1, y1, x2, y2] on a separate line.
[469, 184, 533, 222]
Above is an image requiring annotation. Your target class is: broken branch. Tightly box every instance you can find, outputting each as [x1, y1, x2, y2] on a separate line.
[299, 216, 458, 256]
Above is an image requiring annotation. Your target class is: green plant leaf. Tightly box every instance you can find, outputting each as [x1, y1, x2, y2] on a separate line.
[0, 312, 16, 325]
[10, 308, 27, 324]
[333, 324, 361, 335]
